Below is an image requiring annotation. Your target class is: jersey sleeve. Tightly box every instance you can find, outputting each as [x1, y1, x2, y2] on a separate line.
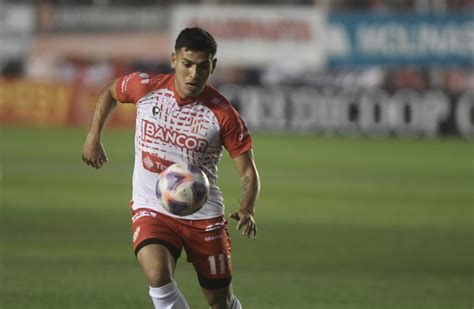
[115, 72, 154, 104]
[220, 104, 252, 158]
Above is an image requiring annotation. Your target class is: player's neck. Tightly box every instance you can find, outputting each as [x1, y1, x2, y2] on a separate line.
[172, 77, 206, 106]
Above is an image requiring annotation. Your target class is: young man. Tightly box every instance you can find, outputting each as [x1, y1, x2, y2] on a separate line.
[82, 27, 260, 309]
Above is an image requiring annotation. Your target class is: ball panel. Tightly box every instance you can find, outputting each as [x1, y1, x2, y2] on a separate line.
[156, 186, 162, 199]
[156, 162, 210, 216]
[167, 162, 187, 173]
[187, 164, 202, 174]
[164, 192, 190, 215]
[191, 181, 209, 205]
[164, 171, 186, 191]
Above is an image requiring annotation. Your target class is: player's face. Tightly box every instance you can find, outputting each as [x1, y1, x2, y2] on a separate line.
[171, 48, 216, 100]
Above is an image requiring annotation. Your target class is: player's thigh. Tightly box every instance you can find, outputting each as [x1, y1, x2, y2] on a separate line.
[137, 243, 177, 286]
[131, 209, 183, 286]
[185, 217, 233, 288]
[201, 283, 234, 308]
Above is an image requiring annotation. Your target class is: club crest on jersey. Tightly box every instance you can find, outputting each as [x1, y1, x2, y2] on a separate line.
[190, 117, 205, 133]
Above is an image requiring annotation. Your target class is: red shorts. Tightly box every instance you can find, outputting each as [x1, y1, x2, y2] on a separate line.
[131, 208, 232, 289]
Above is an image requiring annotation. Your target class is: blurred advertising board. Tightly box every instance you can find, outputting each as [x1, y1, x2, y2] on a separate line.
[32, 4, 170, 61]
[0, 4, 35, 61]
[327, 13, 474, 67]
[37, 5, 169, 33]
[0, 79, 135, 127]
[171, 5, 326, 69]
[31, 33, 169, 61]
[2, 78, 471, 139]
[221, 85, 474, 139]
[0, 79, 71, 125]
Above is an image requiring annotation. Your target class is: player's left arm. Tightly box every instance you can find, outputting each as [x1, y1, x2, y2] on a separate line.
[230, 150, 260, 240]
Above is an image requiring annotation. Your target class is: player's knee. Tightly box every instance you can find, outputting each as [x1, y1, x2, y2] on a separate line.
[145, 267, 173, 287]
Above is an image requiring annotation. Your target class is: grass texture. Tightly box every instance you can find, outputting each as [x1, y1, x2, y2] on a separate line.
[1, 126, 472, 308]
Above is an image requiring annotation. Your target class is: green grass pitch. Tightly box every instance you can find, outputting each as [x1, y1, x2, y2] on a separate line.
[1, 126, 472, 308]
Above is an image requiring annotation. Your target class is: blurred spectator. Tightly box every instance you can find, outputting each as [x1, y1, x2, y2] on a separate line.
[368, 0, 390, 12]
[447, 0, 474, 11]
[26, 56, 58, 81]
[386, 67, 427, 92]
[212, 67, 260, 86]
[0, 60, 25, 78]
[327, 0, 415, 12]
[131, 61, 172, 75]
[443, 68, 474, 95]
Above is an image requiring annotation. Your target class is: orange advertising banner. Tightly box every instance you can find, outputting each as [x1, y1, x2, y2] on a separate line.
[0, 78, 135, 127]
[0, 79, 72, 125]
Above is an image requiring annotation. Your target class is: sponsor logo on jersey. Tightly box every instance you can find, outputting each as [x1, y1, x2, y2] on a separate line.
[142, 119, 208, 153]
[141, 151, 175, 173]
[121, 74, 133, 94]
[205, 220, 225, 232]
[132, 210, 157, 223]
[204, 234, 223, 242]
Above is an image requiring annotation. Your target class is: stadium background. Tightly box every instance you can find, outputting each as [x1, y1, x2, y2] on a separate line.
[1, 0, 473, 308]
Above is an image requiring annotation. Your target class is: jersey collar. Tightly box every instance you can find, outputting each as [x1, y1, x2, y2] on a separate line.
[171, 75, 208, 106]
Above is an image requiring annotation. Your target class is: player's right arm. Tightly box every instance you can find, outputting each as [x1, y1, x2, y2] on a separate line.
[82, 79, 119, 169]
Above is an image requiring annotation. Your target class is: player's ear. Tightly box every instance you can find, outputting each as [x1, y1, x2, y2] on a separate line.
[211, 58, 217, 74]
[171, 52, 177, 69]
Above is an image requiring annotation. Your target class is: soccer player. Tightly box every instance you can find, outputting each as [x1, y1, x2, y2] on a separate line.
[82, 27, 260, 309]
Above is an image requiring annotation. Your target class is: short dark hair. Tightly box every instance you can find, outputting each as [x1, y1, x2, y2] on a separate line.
[175, 27, 217, 57]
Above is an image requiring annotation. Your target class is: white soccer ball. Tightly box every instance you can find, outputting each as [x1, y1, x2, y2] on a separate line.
[156, 162, 210, 216]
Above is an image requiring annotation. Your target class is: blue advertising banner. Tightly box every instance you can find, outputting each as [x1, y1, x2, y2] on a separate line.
[327, 13, 474, 67]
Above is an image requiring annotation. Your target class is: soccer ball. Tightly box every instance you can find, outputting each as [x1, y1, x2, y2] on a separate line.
[156, 162, 210, 216]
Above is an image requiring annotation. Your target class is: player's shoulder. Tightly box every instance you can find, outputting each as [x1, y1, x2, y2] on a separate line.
[117, 71, 172, 97]
[116, 71, 174, 103]
[122, 71, 171, 87]
[202, 84, 235, 113]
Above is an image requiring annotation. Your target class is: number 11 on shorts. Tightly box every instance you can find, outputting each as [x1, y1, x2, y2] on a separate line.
[208, 253, 226, 275]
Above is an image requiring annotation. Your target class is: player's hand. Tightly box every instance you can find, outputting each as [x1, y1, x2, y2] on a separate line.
[82, 134, 108, 169]
[230, 208, 257, 240]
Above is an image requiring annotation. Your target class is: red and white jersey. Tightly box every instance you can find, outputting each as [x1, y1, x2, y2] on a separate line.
[116, 72, 252, 219]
